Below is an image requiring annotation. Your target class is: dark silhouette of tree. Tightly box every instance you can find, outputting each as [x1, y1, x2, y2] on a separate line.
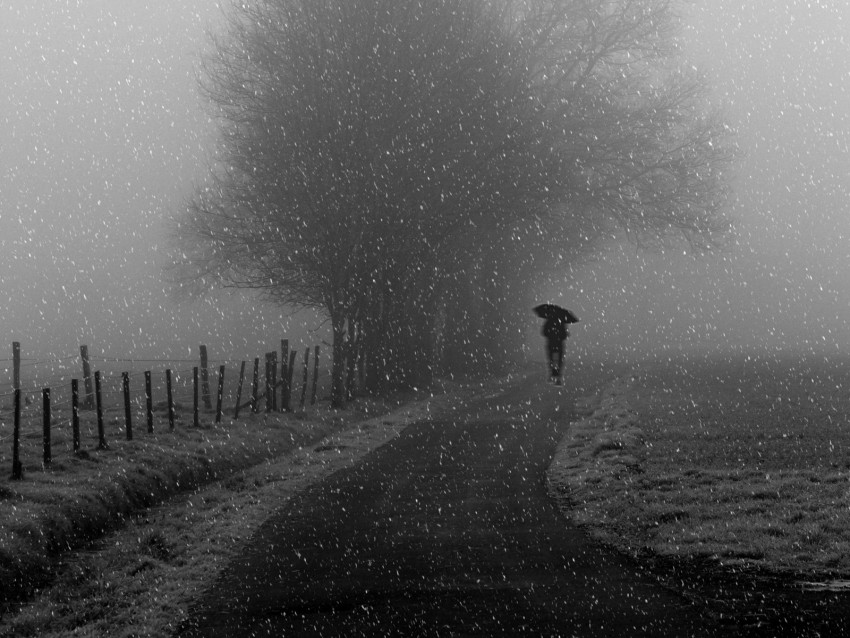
[434, 0, 734, 376]
[173, 0, 733, 404]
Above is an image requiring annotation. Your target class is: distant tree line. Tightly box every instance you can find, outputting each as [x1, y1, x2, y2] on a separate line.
[172, 0, 733, 407]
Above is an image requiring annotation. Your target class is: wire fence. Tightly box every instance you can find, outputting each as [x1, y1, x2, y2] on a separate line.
[1, 341, 331, 479]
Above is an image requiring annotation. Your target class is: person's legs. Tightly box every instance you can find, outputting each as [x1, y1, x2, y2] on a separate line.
[546, 340, 559, 380]
[554, 342, 565, 384]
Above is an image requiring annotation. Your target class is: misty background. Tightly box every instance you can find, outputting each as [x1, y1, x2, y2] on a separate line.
[2, 1, 848, 365]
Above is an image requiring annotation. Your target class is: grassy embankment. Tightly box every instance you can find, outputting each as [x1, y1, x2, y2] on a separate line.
[0, 386, 455, 638]
[0, 372, 495, 637]
[549, 352, 850, 578]
[0, 394, 406, 605]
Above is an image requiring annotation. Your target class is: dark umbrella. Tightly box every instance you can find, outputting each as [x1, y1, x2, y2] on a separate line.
[533, 303, 579, 323]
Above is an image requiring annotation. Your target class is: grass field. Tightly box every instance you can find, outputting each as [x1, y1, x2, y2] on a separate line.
[0, 394, 378, 606]
[0, 379, 480, 638]
[555, 351, 850, 580]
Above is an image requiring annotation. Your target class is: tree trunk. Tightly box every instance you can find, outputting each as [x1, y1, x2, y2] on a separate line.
[361, 274, 437, 394]
[440, 268, 494, 377]
[439, 255, 531, 378]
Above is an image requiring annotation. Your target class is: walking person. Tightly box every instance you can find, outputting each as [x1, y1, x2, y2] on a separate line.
[543, 316, 569, 384]
[533, 303, 579, 385]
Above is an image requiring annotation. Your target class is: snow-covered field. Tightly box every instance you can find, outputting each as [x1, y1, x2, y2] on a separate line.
[548, 352, 850, 582]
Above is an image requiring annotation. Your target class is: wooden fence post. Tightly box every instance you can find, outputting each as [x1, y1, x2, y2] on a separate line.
[11, 389, 22, 480]
[280, 340, 289, 412]
[145, 371, 153, 434]
[122, 372, 132, 441]
[95, 370, 107, 450]
[299, 348, 310, 411]
[12, 341, 20, 392]
[288, 350, 297, 410]
[264, 353, 272, 413]
[193, 366, 199, 428]
[270, 351, 278, 411]
[233, 361, 246, 420]
[166, 369, 175, 431]
[200, 345, 211, 410]
[42, 388, 51, 467]
[71, 379, 80, 453]
[251, 357, 259, 413]
[80, 345, 94, 409]
[311, 345, 320, 405]
[358, 340, 366, 389]
[215, 364, 225, 423]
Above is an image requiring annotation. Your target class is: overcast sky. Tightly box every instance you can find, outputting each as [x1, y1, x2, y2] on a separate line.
[565, 0, 850, 358]
[2, 1, 849, 368]
[1, 1, 321, 366]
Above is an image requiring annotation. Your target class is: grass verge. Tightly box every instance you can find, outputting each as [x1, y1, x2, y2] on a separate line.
[0, 378, 486, 637]
[547, 353, 850, 630]
[0, 396, 406, 606]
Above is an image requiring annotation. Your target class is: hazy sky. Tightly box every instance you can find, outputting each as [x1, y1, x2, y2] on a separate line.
[565, 0, 850, 357]
[1, 1, 320, 364]
[2, 1, 849, 366]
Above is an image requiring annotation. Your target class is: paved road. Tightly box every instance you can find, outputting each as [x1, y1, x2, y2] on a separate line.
[180, 365, 721, 637]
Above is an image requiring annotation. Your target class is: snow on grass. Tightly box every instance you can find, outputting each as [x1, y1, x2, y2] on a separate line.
[0, 387, 469, 637]
[547, 353, 850, 583]
[0, 393, 411, 605]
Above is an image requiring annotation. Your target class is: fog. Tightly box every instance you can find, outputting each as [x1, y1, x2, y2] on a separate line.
[2, 1, 849, 366]
[565, 1, 850, 359]
[1, 1, 321, 364]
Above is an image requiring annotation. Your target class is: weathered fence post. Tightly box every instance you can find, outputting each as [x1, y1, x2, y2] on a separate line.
[215, 364, 225, 423]
[193, 366, 199, 428]
[265, 353, 273, 413]
[80, 344, 94, 409]
[122, 372, 132, 441]
[166, 369, 175, 431]
[95, 370, 107, 450]
[199, 345, 211, 410]
[233, 360, 246, 419]
[145, 371, 153, 434]
[288, 350, 297, 410]
[299, 348, 310, 411]
[251, 357, 259, 413]
[311, 345, 320, 405]
[266, 351, 278, 412]
[12, 341, 20, 392]
[11, 388, 22, 480]
[358, 342, 366, 389]
[71, 379, 80, 453]
[280, 340, 289, 412]
[270, 351, 278, 411]
[42, 388, 51, 467]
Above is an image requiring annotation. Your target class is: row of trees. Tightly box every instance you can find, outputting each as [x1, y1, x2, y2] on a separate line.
[172, 0, 733, 407]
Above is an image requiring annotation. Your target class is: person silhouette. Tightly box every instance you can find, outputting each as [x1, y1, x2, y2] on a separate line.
[542, 316, 569, 384]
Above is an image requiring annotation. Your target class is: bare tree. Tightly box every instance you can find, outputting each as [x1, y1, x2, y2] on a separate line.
[173, 0, 733, 401]
[433, 0, 734, 376]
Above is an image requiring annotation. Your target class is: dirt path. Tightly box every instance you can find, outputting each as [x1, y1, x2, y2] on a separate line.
[179, 366, 727, 637]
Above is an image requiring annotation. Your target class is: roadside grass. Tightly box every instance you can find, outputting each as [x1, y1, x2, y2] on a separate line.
[0, 395, 445, 638]
[0, 397, 392, 605]
[549, 352, 850, 578]
[0, 375, 498, 637]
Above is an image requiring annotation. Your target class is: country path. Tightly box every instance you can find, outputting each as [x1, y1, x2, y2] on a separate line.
[178, 362, 724, 637]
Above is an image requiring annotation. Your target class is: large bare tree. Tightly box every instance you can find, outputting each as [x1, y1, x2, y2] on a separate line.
[173, 0, 733, 404]
[435, 0, 734, 376]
